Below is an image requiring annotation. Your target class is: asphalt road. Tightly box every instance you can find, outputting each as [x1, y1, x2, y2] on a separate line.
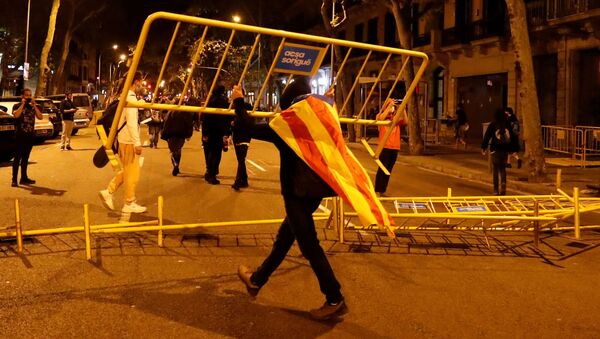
[1, 127, 599, 338]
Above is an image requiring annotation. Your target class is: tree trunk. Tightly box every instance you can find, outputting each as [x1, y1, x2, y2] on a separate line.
[320, 0, 355, 141]
[389, 0, 424, 155]
[36, 0, 60, 96]
[52, 6, 74, 94]
[505, 0, 546, 181]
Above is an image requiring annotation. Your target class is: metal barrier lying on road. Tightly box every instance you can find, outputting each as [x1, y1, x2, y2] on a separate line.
[103, 11, 429, 175]
[2, 188, 599, 261]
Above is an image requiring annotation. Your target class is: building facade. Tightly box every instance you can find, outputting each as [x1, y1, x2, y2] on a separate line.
[311, 0, 600, 140]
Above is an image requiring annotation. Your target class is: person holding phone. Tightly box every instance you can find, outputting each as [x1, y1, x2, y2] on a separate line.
[374, 99, 407, 196]
[11, 88, 43, 187]
[59, 91, 78, 150]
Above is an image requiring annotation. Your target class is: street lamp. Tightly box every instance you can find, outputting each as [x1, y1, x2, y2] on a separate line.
[232, 15, 241, 23]
[112, 44, 118, 50]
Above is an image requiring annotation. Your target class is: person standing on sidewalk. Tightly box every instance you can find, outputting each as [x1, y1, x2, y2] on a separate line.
[481, 108, 519, 195]
[59, 92, 77, 150]
[11, 88, 43, 187]
[99, 72, 147, 213]
[201, 85, 232, 185]
[233, 79, 347, 320]
[374, 99, 407, 196]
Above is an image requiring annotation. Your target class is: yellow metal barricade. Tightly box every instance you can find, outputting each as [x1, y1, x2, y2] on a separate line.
[104, 12, 429, 174]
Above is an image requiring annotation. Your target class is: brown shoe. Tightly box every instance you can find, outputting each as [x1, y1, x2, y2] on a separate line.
[309, 299, 348, 320]
[237, 265, 260, 297]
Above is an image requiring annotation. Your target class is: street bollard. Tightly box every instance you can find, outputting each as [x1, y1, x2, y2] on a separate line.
[84, 204, 92, 261]
[556, 169, 562, 190]
[574, 187, 580, 240]
[158, 196, 164, 247]
[15, 199, 23, 254]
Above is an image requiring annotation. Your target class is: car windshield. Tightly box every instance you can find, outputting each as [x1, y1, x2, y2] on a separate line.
[73, 96, 90, 107]
[0, 105, 7, 113]
[39, 101, 57, 110]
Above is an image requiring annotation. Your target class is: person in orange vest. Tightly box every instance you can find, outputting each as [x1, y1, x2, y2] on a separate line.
[375, 99, 407, 196]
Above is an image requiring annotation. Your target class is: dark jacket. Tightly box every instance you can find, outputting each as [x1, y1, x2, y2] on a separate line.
[161, 111, 194, 140]
[481, 122, 520, 153]
[201, 94, 232, 138]
[60, 99, 76, 121]
[232, 101, 253, 144]
[233, 97, 335, 199]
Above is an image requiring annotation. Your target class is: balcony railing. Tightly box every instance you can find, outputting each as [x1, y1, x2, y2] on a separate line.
[527, 0, 600, 25]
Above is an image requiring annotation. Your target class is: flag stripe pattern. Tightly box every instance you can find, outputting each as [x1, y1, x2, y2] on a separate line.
[270, 96, 395, 231]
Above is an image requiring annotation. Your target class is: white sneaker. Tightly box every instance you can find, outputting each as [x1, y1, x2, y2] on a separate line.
[122, 201, 147, 213]
[98, 189, 114, 210]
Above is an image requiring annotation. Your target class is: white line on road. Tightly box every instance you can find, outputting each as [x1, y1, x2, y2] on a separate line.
[247, 159, 266, 172]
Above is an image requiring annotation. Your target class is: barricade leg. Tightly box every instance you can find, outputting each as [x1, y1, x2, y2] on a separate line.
[574, 187, 580, 240]
[533, 201, 539, 248]
[15, 199, 23, 254]
[338, 198, 345, 244]
[84, 204, 92, 261]
[158, 196, 164, 247]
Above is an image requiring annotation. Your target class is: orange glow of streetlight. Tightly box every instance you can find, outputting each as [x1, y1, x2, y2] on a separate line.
[119, 54, 126, 61]
[112, 44, 118, 50]
[232, 15, 241, 23]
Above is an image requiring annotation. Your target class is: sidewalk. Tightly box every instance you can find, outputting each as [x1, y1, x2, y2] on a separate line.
[351, 141, 600, 196]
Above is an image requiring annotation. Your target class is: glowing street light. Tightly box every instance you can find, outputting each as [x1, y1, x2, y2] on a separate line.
[232, 15, 241, 23]
[112, 44, 118, 50]
[119, 54, 126, 61]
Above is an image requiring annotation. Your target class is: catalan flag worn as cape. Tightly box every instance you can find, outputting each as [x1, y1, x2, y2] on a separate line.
[269, 95, 396, 236]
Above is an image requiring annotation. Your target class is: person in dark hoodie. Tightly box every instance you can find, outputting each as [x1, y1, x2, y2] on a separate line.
[481, 108, 520, 195]
[161, 98, 197, 176]
[234, 77, 347, 321]
[201, 85, 232, 185]
[231, 93, 253, 191]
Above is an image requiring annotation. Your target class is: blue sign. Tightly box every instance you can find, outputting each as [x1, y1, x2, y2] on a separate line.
[395, 202, 428, 209]
[274, 43, 326, 76]
[455, 206, 488, 212]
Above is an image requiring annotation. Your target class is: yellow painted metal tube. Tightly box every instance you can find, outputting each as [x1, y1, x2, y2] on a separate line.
[356, 53, 392, 119]
[381, 57, 409, 113]
[334, 47, 353, 86]
[574, 187, 580, 239]
[342, 212, 556, 221]
[15, 199, 23, 254]
[339, 51, 372, 118]
[203, 30, 236, 107]
[178, 26, 209, 106]
[92, 217, 330, 234]
[151, 22, 180, 103]
[158, 196, 164, 247]
[228, 34, 261, 110]
[84, 204, 91, 261]
[252, 37, 286, 113]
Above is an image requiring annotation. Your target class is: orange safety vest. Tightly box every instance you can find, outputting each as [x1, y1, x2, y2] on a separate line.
[378, 120, 403, 150]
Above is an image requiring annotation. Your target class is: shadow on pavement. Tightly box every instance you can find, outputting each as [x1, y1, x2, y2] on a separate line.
[19, 184, 67, 196]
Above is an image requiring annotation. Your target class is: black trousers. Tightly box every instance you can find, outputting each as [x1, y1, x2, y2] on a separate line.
[168, 137, 185, 168]
[251, 196, 343, 303]
[12, 134, 35, 181]
[203, 137, 223, 177]
[234, 143, 249, 185]
[492, 151, 508, 195]
[375, 148, 399, 193]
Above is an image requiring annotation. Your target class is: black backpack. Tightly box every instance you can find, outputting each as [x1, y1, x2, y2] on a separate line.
[93, 100, 126, 168]
[495, 127, 511, 145]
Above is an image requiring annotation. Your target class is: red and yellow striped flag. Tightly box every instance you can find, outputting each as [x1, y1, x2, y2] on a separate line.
[270, 95, 396, 236]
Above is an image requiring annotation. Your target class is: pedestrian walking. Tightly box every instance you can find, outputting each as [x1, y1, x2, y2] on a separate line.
[231, 98, 253, 191]
[11, 88, 43, 187]
[374, 98, 407, 196]
[98, 72, 147, 213]
[147, 108, 163, 148]
[161, 98, 196, 176]
[201, 85, 232, 185]
[233, 78, 348, 320]
[455, 103, 469, 148]
[505, 107, 522, 169]
[59, 92, 78, 150]
[481, 108, 520, 195]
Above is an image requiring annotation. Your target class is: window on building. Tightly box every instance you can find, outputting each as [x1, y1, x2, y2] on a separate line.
[384, 12, 397, 47]
[433, 67, 444, 119]
[354, 23, 364, 42]
[367, 18, 378, 44]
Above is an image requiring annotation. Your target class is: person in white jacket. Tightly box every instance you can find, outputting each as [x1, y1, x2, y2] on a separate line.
[99, 72, 147, 213]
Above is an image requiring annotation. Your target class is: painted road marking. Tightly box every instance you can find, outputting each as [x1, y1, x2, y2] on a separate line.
[247, 159, 266, 172]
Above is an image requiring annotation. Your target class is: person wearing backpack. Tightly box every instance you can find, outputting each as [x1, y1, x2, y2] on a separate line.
[481, 108, 520, 195]
[161, 97, 196, 176]
[98, 72, 147, 213]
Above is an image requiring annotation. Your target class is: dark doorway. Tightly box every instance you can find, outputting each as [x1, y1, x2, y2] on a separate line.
[433, 68, 445, 119]
[576, 49, 600, 126]
[534, 54, 558, 125]
[456, 73, 508, 141]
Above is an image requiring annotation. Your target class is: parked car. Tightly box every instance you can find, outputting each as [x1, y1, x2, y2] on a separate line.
[36, 98, 61, 138]
[0, 104, 16, 161]
[46, 93, 92, 133]
[0, 97, 55, 140]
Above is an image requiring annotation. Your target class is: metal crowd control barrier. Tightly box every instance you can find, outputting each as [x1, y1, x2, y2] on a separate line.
[542, 125, 600, 168]
[104, 11, 429, 174]
[2, 188, 599, 260]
